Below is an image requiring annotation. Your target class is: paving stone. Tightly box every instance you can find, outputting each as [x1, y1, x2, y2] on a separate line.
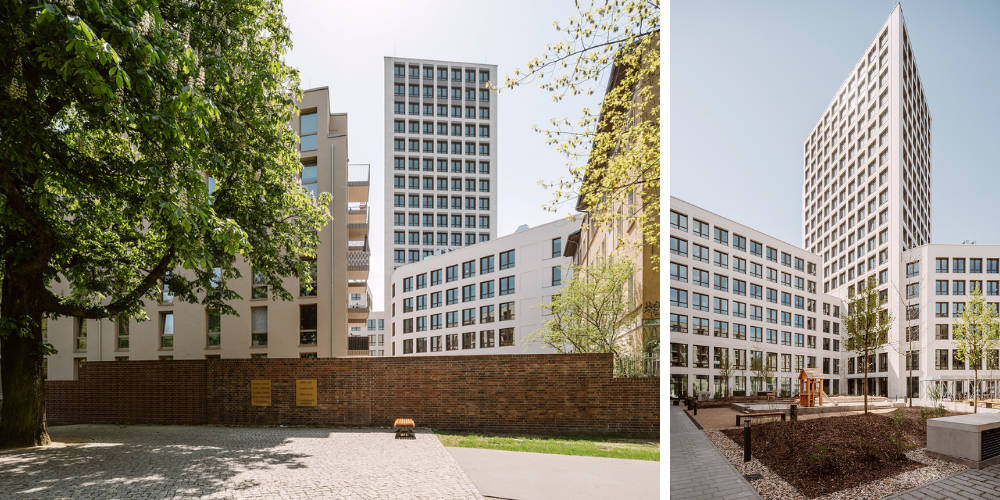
[0, 424, 482, 499]
[670, 405, 761, 499]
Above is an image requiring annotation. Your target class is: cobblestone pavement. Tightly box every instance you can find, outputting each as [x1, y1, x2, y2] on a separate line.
[887, 463, 1000, 499]
[670, 405, 760, 500]
[0, 424, 482, 499]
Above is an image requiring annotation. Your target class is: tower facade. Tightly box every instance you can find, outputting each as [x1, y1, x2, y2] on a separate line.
[383, 57, 499, 317]
[802, 5, 931, 396]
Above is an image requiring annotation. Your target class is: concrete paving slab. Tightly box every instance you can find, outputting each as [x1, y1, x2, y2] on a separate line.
[446, 446, 659, 500]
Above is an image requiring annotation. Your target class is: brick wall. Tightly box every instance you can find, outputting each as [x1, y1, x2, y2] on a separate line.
[46, 354, 658, 436]
[46, 360, 207, 425]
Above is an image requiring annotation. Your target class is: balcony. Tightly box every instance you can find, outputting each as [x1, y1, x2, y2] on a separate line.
[348, 163, 369, 204]
[348, 242, 369, 281]
[348, 203, 368, 240]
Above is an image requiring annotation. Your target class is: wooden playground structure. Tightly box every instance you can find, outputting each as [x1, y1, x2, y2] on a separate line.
[798, 368, 824, 407]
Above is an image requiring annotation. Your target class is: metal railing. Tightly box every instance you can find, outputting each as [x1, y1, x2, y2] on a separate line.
[614, 355, 660, 378]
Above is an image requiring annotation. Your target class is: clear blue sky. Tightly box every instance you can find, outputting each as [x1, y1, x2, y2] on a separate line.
[283, 1, 602, 309]
[671, 0, 1000, 248]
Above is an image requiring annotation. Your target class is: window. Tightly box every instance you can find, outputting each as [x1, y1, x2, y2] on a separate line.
[954, 258, 966, 274]
[252, 270, 268, 299]
[447, 265, 458, 282]
[499, 249, 515, 269]
[157, 312, 174, 348]
[462, 260, 476, 278]
[971, 259, 983, 273]
[499, 276, 515, 296]
[74, 317, 88, 351]
[733, 234, 746, 251]
[693, 244, 710, 263]
[670, 288, 688, 308]
[551, 237, 562, 257]
[670, 237, 688, 257]
[462, 284, 476, 302]
[251, 308, 267, 346]
[446, 288, 458, 305]
[499, 328, 515, 346]
[299, 112, 317, 151]
[206, 309, 220, 347]
[480, 255, 494, 275]
[480, 305, 495, 324]
[551, 266, 562, 286]
[300, 304, 317, 345]
[670, 211, 688, 231]
[932, 257, 950, 274]
[499, 301, 515, 321]
[714, 227, 728, 245]
[693, 219, 710, 238]
[462, 331, 476, 349]
[480, 330, 495, 348]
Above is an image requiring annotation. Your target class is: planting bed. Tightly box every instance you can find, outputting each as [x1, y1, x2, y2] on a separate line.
[720, 409, 959, 498]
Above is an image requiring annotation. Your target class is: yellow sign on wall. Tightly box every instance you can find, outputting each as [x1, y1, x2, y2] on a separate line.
[296, 379, 318, 407]
[250, 379, 271, 407]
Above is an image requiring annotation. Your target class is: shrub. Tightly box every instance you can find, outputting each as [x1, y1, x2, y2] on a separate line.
[809, 443, 840, 474]
[733, 390, 746, 397]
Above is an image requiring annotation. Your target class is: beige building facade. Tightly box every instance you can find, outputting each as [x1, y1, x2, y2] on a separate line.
[44, 87, 368, 380]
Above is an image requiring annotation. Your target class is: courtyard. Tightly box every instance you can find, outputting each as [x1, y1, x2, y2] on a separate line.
[0, 424, 659, 499]
[0, 425, 482, 499]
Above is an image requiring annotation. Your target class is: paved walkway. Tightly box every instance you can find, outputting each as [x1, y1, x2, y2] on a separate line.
[670, 405, 760, 500]
[0, 424, 482, 499]
[887, 464, 1000, 499]
[447, 446, 659, 500]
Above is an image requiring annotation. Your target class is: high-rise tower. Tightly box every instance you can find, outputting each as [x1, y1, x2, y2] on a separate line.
[382, 57, 499, 313]
[802, 5, 931, 396]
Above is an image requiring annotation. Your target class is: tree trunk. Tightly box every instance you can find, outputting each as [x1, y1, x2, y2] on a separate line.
[863, 352, 869, 415]
[974, 369, 979, 414]
[0, 274, 51, 448]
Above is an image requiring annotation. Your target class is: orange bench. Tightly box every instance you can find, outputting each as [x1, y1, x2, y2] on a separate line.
[394, 418, 415, 439]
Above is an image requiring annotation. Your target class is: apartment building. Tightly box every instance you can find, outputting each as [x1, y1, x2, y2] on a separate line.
[564, 35, 660, 356]
[802, 5, 931, 397]
[388, 217, 577, 357]
[669, 197, 845, 398]
[365, 311, 386, 357]
[893, 245, 1000, 399]
[382, 57, 499, 325]
[46, 87, 366, 379]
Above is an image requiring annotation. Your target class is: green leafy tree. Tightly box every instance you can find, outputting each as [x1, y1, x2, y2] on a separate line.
[716, 351, 733, 398]
[750, 356, 773, 395]
[952, 284, 1000, 413]
[0, 0, 329, 447]
[500, 0, 660, 261]
[537, 257, 636, 356]
[845, 276, 893, 414]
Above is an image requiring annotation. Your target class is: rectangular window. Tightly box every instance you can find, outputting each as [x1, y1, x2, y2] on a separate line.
[551, 266, 562, 286]
[499, 276, 515, 296]
[299, 304, 317, 345]
[251, 307, 267, 346]
[206, 309, 221, 347]
[159, 312, 174, 349]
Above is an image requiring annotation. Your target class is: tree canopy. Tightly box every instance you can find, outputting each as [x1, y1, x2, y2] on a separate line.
[844, 276, 892, 414]
[536, 257, 635, 356]
[952, 284, 1000, 412]
[0, 0, 328, 447]
[500, 0, 660, 257]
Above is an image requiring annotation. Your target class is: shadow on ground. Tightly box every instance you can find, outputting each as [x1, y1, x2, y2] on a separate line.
[0, 425, 388, 498]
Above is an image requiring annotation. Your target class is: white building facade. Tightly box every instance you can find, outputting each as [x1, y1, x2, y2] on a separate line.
[388, 218, 577, 357]
[801, 5, 931, 398]
[382, 57, 499, 325]
[669, 197, 846, 399]
[893, 245, 1000, 399]
[365, 311, 386, 357]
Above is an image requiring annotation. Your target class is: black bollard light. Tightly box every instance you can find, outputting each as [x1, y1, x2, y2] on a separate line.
[743, 419, 751, 462]
[790, 403, 798, 422]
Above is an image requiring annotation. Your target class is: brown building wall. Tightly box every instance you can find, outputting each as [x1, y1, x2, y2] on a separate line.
[45, 354, 658, 436]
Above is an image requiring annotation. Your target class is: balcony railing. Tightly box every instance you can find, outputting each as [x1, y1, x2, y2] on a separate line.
[347, 249, 370, 270]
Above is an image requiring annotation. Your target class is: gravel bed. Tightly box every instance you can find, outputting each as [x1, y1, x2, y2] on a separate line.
[705, 430, 968, 499]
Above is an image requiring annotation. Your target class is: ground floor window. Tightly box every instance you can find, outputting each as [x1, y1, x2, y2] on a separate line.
[694, 375, 709, 396]
[671, 374, 688, 398]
